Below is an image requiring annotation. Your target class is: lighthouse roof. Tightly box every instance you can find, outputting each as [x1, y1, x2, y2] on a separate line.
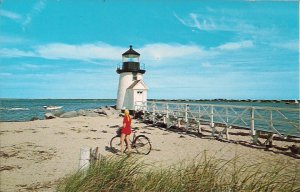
[122, 45, 140, 57]
[127, 80, 148, 90]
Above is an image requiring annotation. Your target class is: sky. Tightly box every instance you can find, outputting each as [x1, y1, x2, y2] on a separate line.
[0, 0, 299, 100]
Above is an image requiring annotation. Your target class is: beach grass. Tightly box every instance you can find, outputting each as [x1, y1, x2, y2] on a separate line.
[57, 153, 299, 192]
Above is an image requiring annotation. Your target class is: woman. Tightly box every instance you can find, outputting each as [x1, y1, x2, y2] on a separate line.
[120, 109, 132, 154]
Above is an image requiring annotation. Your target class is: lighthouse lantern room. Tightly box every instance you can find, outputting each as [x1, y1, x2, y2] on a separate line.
[116, 45, 148, 110]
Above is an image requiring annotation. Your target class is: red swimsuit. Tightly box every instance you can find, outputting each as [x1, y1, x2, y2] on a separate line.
[121, 116, 131, 135]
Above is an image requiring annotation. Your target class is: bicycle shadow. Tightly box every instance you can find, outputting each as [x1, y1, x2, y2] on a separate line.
[105, 145, 117, 154]
[105, 145, 139, 156]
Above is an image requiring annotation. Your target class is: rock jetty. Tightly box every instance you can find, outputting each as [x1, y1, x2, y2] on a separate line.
[44, 106, 119, 120]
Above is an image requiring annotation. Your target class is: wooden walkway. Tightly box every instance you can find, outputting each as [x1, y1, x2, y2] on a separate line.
[134, 101, 300, 145]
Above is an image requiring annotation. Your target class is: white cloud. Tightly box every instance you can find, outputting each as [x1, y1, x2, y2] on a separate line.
[35, 42, 123, 61]
[0, 43, 124, 61]
[201, 62, 212, 68]
[0, 41, 254, 64]
[272, 40, 298, 52]
[0, 9, 22, 21]
[0, 73, 13, 77]
[0, 48, 36, 58]
[3, 42, 209, 62]
[139, 43, 209, 61]
[22, 64, 40, 69]
[14, 63, 55, 71]
[174, 12, 231, 32]
[0, 35, 29, 44]
[201, 62, 231, 68]
[174, 11, 276, 39]
[22, 0, 47, 30]
[189, 13, 217, 31]
[35, 42, 211, 63]
[215, 40, 254, 51]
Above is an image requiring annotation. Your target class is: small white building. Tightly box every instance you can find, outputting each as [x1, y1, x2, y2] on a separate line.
[116, 45, 148, 110]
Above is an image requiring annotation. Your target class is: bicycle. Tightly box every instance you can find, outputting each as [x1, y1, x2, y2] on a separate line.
[110, 128, 152, 155]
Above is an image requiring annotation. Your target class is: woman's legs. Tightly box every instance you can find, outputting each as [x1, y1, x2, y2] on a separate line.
[125, 135, 131, 153]
[120, 133, 125, 154]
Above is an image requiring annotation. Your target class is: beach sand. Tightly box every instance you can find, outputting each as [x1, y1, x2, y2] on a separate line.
[1, 114, 299, 191]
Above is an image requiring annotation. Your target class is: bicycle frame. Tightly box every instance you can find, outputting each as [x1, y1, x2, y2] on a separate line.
[129, 130, 137, 145]
[122, 130, 139, 150]
[124, 130, 145, 149]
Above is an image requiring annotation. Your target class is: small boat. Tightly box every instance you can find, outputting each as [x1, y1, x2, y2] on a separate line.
[285, 100, 299, 105]
[8, 107, 29, 111]
[43, 106, 63, 110]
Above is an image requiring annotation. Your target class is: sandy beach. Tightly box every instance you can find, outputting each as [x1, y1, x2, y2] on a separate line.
[1, 112, 299, 191]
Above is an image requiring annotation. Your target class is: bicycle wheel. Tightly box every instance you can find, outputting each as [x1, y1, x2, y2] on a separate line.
[110, 136, 121, 153]
[133, 135, 152, 155]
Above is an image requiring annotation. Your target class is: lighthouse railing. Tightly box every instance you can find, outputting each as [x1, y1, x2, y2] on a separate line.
[134, 101, 147, 112]
[134, 101, 300, 143]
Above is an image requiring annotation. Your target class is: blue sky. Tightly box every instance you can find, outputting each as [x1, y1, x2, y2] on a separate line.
[0, 0, 299, 99]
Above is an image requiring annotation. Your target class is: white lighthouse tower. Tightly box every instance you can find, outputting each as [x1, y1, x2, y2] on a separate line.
[116, 45, 148, 110]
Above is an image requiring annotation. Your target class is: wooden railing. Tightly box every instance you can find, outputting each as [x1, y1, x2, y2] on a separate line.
[135, 101, 300, 144]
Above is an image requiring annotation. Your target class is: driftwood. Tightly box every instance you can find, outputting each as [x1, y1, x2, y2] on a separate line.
[90, 147, 102, 163]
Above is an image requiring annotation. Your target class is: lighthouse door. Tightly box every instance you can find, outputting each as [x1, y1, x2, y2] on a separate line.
[135, 90, 144, 105]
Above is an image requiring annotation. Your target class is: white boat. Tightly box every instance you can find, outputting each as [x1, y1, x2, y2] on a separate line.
[43, 106, 63, 110]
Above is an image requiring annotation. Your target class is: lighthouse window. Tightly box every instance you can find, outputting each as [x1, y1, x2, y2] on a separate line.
[137, 91, 143, 94]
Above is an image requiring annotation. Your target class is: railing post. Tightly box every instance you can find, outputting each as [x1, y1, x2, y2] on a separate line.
[164, 104, 169, 127]
[264, 111, 275, 146]
[210, 105, 214, 127]
[226, 107, 229, 124]
[198, 121, 202, 135]
[269, 110, 273, 129]
[142, 101, 147, 122]
[185, 104, 188, 122]
[152, 103, 156, 124]
[185, 104, 189, 130]
[250, 107, 258, 144]
[143, 101, 146, 113]
[226, 126, 231, 140]
[144, 101, 147, 112]
[210, 105, 215, 136]
[166, 104, 169, 119]
[198, 105, 201, 119]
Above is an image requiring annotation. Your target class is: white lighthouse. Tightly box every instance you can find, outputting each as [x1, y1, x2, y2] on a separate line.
[116, 45, 148, 110]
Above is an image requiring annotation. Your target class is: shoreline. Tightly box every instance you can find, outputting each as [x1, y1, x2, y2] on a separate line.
[1, 99, 298, 123]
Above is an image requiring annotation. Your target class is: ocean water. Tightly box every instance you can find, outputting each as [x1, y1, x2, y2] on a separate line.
[1, 99, 298, 122]
[0, 99, 116, 122]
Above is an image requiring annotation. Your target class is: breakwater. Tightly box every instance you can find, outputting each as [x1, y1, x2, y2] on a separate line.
[0, 99, 116, 122]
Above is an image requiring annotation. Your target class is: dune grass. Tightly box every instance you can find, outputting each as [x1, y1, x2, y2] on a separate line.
[57, 153, 299, 192]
